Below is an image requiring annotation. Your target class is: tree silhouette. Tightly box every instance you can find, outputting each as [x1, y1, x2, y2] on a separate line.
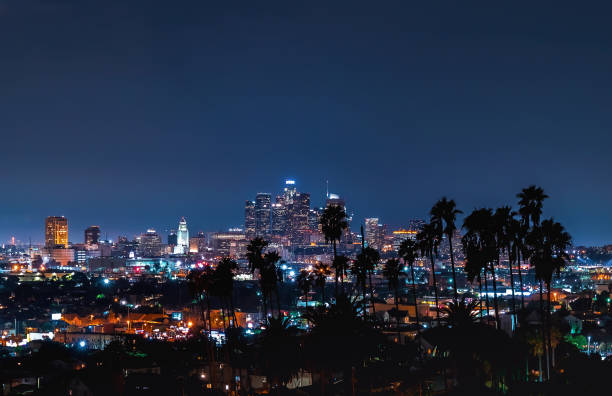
[383, 258, 404, 336]
[398, 238, 421, 332]
[416, 223, 441, 326]
[431, 197, 462, 301]
[320, 205, 348, 297]
[296, 269, 314, 306]
[314, 262, 331, 304]
[462, 208, 500, 329]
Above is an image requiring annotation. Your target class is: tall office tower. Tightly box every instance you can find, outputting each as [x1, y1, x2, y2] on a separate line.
[45, 216, 68, 248]
[175, 217, 190, 254]
[364, 218, 380, 250]
[290, 192, 310, 244]
[84, 225, 101, 245]
[326, 193, 345, 209]
[271, 197, 287, 236]
[189, 231, 206, 253]
[255, 193, 271, 237]
[140, 229, 163, 257]
[308, 208, 322, 232]
[283, 179, 297, 202]
[408, 219, 426, 232]
[168, 230, 178, 246]
[244, 200, 256, 240]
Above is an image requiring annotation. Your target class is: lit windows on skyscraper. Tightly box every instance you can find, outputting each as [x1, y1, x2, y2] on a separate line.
[45, 216, 68, 248]
[244, 200, 256, 240]
[255, 193, 271, 237]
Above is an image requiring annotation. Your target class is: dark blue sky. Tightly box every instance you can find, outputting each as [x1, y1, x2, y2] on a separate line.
[1, 1, 611, 245]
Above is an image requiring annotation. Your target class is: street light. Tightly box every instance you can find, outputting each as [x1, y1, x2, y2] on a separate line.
[587, 335, 591, 355]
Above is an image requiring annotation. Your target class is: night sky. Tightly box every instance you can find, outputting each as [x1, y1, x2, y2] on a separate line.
[1, 1, 611, 245]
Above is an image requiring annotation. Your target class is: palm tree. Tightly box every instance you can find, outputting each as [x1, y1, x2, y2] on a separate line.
[362, 246, 380, 319]
[263, 251, 282, 319]
[332, 255, 350, 293]
[352, 252, 369, 318]
[462, 234, 487, 319]
[398, 238, 420, 332]
[416, 223, 441, 326]
[213, 257, 238, 327]
[320, 205, 348, 297]
[383, 258, 404, 335]
[494, 206, 517, 321]
[529, 218, 571, 378]
[297, 269, 314, 306]
[517, 185, 548, 228]
[509, 216, 528, 310]
[462, 208, 500, 329]
[431, 198, 462, 301]
[258, 317, 302, 389]
[246, 237, 268, 273]
[439, 297, 480, 327]
[314, 262, 331, 304]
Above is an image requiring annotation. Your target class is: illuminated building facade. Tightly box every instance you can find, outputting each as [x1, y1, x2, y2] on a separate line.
[139, 229, 162, 257]
[244, 201, 256, 240]
[45, 216, 68, 248]
[365, 218, 381, 250]
[255, 193, 271, 237]
[175, 217, 189, 254]
[189, 231, 206, 253]
[85, 225, 100, 246]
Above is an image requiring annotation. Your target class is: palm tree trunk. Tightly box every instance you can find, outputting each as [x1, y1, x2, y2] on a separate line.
[507, 245, 516, 329]
[547, 283, 553, 373]
[483, 268, 490, 317]
[395, 285, 401, 341]
[447, 231, 459, 301]
[491, 260, 500, 330]
[333, 240, 339, 298]
[516, 248, 525, 310]
[410, 262, 420, 332]
[430, 255, 441, 326]
[538, 281, 549, 381]
[478, 274, 483, 319]
[369, 269, 376, 320]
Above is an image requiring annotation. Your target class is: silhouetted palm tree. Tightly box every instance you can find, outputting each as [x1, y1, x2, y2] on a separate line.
[529, 218, 571, 378]
[416, 223, 441, 326]
[398, 238, 420, 332]
[332, 255, 350, 294]
[494, 206, 517, 320]
[263, 251, 282, 318]
[439, 297, 479, 327]
[462, 208, 500, 329]
[247, 237, 268, 273]
[431, 197, 462, 301]
[509, 215, 528, 310]
[517, 185, 548, 228]
[383, 258, 404, 335]
[258, 317, 302, 389]
[314, 262, 331, 304]
[352, 252, 368, 318]
[297, 269, 314, 306]
[320, 205, 348, 297]
[213, 257, 238, 327]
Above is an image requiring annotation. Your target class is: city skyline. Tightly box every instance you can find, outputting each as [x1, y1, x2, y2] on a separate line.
[1, 176, 610, 247]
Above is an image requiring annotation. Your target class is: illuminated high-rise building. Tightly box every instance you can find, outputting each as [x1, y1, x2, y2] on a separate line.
[271, 198, 287, 236]
[175, 217, 189, 254]
[85, 225, 100, 246]
[364, 218, 380, 250]
[168, 229, 178, 246]
[255, 193, 271, 237]
[244, 201, 256, 240]
[289, 192, 310, 244]
[189, 231, 206, 253]
[45, 216, 68, 248]
[140, 229, 162, 257]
